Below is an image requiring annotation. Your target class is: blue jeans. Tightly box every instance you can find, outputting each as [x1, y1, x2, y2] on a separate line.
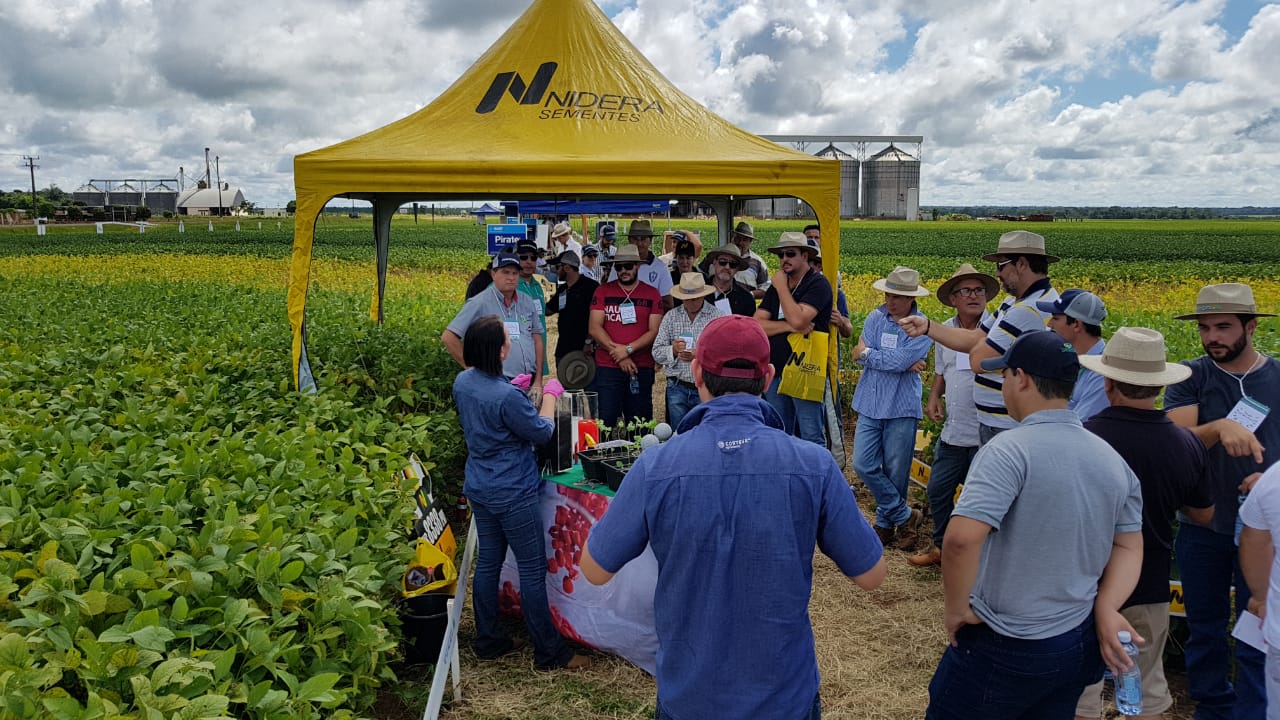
[978, 422, 1006, 446]
[764, 376, 826, 446]
[591, 366, 655, 428]
[655, 693, 821, 720]
[927, 441, 979, 547]
[1174, 522, 1267, 720]
[853, 415, 919, 529]
[664, 379, 701, 430]
[926, 617, 1104, 720]
[470, 494, 572, 670]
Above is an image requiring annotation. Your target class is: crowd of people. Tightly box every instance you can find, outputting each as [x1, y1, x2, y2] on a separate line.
[443, 220, 1278, 720]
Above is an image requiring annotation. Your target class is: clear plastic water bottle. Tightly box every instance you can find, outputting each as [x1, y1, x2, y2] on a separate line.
[1114, 630, 1142, 716]
[629, 375, 640, 395]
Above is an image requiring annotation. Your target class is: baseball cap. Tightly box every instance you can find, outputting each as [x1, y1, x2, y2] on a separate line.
[1036, 289, 1107, 325]
[695, 315, 771, 379]
[600, 225, 616, 239]
[582, 244, 600, 256]
[515, 240, 539, 256]
[491, 251, 520, 270]
[674, 238, 696, 257]
[980, 330, 1079, 383]
[553, 250, 580, 268]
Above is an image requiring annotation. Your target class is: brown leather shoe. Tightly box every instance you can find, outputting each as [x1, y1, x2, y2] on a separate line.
[908, 544, 942, 567]
[564, 653, 592, 670]
[894, 508, 924, 551]
[874, 524, 895, 547]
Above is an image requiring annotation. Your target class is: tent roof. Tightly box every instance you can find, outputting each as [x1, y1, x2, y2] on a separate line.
[292, 0, 838, 201]
[469, 203, 505, 215]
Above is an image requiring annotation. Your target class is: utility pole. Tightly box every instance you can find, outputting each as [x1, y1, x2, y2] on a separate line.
[215, 156, 223, 217]
[23, 155, 39, 222]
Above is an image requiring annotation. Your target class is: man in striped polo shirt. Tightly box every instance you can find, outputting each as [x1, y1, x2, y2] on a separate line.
[900, 230, 1059, 444]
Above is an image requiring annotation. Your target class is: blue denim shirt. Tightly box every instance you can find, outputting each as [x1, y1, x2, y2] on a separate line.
[452, 368, 554, 505]
[852, 304, 933, 420]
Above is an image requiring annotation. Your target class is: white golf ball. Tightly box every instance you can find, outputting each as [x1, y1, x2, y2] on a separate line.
[653, 423, 673, 441]
[639, 434, 659, 449]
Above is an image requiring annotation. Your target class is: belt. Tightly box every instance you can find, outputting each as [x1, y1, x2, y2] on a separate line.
[669, 378, 697, 390]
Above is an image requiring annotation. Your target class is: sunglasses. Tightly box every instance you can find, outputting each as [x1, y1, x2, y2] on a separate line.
[779, 250, 804, 258]
[715, 258, 737, 267]
[614, 262, 637, 271]
[995, 258, 1016, 270]
[951, 287, 988, 298]
[518, 254, 538, 261]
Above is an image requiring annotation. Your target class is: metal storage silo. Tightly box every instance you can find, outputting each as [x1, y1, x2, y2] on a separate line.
[743, 198, 772, 218]
[111, 183, 142, 207]
[814, 144, 859, 218]
[73, 183, 105, 207]
[863, 144, 920, 219]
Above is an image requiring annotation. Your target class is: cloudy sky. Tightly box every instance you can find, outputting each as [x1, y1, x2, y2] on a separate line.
[1, 0, 1277, 208]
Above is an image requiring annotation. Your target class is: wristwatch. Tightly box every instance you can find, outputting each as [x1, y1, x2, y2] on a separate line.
[626, 345, 634, 355]
[858, 348, 871, 363]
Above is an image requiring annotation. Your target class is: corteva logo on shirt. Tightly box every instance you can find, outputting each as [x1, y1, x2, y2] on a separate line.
[717, 438, 750, 451]
[475, 61, 665, 122]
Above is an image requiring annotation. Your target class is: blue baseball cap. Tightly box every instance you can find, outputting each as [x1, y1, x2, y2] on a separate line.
[1036, 289, 1107, 325]
[491, 251, 520, 270]
[980, 330, 1079, 383]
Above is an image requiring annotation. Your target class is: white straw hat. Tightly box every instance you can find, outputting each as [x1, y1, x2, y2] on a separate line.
[1078, 327, 1192, 387]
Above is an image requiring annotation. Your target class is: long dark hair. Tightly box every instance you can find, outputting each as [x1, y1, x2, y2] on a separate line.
[463, 315, 506, 376]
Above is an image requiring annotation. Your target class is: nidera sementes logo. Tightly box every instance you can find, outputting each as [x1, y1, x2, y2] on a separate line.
[475, 61, 664, 123]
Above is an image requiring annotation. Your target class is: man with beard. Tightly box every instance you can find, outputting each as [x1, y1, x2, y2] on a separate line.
[899, 230, 1059, 444]
[590, 244, 665, 426]
[754, 232, 833, 445]
[1163, 283, 1278, 720]
[703, 243, 757, 317]
[610, 220, 674, 300]
[545, 250, 598, 363]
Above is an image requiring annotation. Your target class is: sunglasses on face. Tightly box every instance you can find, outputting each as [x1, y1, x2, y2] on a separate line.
[951, 287, 988, 298]
[614, 262, 637, 271]
[995, 258, 1015, 271]
[779, 250, 803, 258]
[715, 258, 736, 267]
[518, 254, 538, 261]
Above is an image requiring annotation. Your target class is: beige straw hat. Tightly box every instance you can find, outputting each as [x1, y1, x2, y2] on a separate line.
[981, 230, 1060, 264]
[872, 266, 931, 297]
[936, 263, 999, 307]
[1078, 327, 1192, 387]
[669, 272, 715, 300]
[704, 243, 744, 269]
[1174, 283, 1275, 320]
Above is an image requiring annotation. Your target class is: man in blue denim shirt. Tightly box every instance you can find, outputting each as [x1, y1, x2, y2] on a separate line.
[852, 266, 933, 550]
[582, 315, 885, 720]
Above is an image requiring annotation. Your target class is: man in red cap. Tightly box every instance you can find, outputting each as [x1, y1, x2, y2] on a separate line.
[582, 315, 885, 720]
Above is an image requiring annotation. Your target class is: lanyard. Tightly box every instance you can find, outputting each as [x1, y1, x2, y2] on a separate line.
[1212, 352, 1265, 401]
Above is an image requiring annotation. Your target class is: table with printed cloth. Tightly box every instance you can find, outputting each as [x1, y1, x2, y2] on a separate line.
[497, 466, 659, 673]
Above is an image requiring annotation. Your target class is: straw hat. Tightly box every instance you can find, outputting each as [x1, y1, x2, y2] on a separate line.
[1078, 327, 1192, 387]
[768, 231, 817, 258]
[612, 244, 642, 262]
[732, 221, 755, 240]
[981, 230, 1060, 264]
[704, 243, 743, 269]
[627, 219, 655, 239]
[872, 266, 931, 297]
[936, 263, 999, 307]
[670, 272, 715, 300]
[1174, 283, 1275, 320]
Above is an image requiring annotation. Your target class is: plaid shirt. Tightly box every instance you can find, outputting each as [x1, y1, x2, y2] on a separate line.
[652, 301, 723, 383]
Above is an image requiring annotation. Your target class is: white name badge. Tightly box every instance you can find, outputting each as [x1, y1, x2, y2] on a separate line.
[679, 333, 695, 350]
[715, 298, 732, 316]
[1228, 396, 1270, 433]
[956, 352, 971, 372]
[619, 300, 638, 325]
[558, 293, 567, 311]
[504, 320, 521, 339]
[777, 306, 785, 320]
[880, 332, 899, 350]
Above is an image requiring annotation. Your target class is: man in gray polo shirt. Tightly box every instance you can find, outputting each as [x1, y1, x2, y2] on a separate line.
[926, 331, 1144, 720]
[442, 251, 546, 388]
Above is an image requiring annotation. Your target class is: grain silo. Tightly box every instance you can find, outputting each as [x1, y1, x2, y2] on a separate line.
[73, 183, 105, 207]
[862, 144, 920, 219]
[814, 144, 859, 218]
[742, 198, 772, 218]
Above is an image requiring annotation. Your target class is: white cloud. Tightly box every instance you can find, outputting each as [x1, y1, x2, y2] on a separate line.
[0, 0, 1276, 207]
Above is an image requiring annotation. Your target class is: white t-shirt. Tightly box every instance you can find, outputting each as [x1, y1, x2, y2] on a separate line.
[609, 253, 673, 296]
[1239, 462, 1280, 648]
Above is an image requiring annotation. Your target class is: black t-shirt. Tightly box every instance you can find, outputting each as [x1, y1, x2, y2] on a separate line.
[546, 277, 598, 360]
[710, 281, 757, 317]
[465, 269, 493, 299]
[757, 268, 833, 375]
[1085, 406, 1213, 607]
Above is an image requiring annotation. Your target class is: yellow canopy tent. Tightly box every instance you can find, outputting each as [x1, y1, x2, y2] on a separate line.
[288, 0, 841, 391]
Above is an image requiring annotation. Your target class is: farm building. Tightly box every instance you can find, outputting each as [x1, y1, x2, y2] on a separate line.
[177, 186, 247, 216]
[73, 179, 179, 213]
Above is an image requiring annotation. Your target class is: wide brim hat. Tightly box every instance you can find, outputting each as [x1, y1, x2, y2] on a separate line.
[612, 244, 642, 263]
[550, 222, 572, 239]
[557, 352, 596, 390]
[936, 263, 999, 307]
[981, 229, 1060, 264]
[768, 231, 818, 258]
[627, 219, 655, 239]
[1078, 327, 1192, 386]
[670, 272, 715, 300]
[871, 266, 931, 297]
[1174, 282, 1275, 320]
[704, 243, 744, 268]
[732, 221, 755, 240]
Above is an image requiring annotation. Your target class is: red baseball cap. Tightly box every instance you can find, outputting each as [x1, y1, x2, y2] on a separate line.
[695, 315, 771, 379]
